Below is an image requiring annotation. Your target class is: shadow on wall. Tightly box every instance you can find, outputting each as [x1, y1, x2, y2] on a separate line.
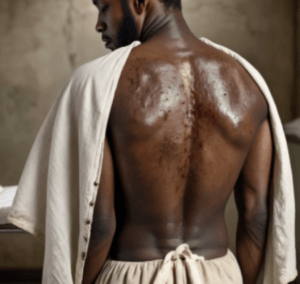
[284, 118, 300, 284]
[287, 142, 300, 284]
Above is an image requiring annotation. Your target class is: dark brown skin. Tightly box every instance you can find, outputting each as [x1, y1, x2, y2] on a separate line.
[82, 1, 273, 284]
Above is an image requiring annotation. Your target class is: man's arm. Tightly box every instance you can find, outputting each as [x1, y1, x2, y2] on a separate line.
[234, 116, 273, 284]
[82, 136, 116, 284]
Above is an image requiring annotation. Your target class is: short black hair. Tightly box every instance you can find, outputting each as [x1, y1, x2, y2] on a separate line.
[159, 0, 182, 10]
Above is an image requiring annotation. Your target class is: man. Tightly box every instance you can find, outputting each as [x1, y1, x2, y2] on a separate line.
[82, 0, 272, 283]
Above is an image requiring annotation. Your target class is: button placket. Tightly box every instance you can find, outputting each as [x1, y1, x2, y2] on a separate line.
[87, 183, 96, 225]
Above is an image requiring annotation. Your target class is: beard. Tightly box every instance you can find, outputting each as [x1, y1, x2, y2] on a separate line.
[117, 0, 139, 48]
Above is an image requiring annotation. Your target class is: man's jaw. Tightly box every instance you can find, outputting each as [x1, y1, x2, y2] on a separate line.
[102, 35, 115, 50]
[105, 40, 114, 50]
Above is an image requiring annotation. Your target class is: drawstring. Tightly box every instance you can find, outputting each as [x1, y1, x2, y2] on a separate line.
[153, 243, 205, 284]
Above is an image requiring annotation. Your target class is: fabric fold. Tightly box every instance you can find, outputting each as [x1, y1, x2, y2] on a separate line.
[152, 243, 205, 284]
[94, 244, 243, 284]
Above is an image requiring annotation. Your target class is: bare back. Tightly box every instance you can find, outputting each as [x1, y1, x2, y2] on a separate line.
[106, 38, 268, 261]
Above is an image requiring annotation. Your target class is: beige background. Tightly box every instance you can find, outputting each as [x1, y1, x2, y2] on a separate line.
[0, 0, 299, 272]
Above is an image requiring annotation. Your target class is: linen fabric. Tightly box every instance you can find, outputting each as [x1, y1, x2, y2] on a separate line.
[95, 243, 243, 284]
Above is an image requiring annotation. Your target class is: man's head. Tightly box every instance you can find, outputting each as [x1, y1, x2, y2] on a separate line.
[93, 0, 182, 51]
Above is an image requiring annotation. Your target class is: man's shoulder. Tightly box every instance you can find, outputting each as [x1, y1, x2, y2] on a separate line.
[199, 42, 269, 121]
[116, 44, 173, 94]
[200, 39, 270, 121]
[222, 51, 269, 123]
[70, 44, 135, 82]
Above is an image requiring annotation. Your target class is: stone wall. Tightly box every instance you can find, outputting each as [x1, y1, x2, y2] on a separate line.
[296, 0, 300, 118]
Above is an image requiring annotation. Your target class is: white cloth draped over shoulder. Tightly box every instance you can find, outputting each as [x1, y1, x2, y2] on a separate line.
[7, 38, 297, 284]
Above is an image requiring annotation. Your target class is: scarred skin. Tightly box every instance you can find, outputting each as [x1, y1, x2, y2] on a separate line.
[108, 39, 267, 259]
[82, 1, 273, 284]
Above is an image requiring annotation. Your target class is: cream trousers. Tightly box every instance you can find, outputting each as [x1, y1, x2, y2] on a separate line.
[95, 243, 243, 284]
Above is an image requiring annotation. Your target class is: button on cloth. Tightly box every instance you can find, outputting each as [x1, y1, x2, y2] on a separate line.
[153, 243, 205, 284]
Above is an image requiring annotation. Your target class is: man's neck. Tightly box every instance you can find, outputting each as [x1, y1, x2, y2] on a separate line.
[139, 9, 195, 43]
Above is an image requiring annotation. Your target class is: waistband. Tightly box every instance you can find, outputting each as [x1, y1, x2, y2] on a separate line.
[103, 244, 237, 284]
[106, 244, 232, 265]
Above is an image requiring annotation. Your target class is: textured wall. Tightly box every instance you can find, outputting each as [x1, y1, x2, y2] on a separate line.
[288, 143, 300, 249]
[0, 0, 296, 269]
[297, 0, 300, 118]
[288, 142, 300, 284]
[0, 232, 44, 268]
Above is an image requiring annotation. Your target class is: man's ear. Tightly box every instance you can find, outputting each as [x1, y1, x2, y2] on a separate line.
[133, 0, 149, 15]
